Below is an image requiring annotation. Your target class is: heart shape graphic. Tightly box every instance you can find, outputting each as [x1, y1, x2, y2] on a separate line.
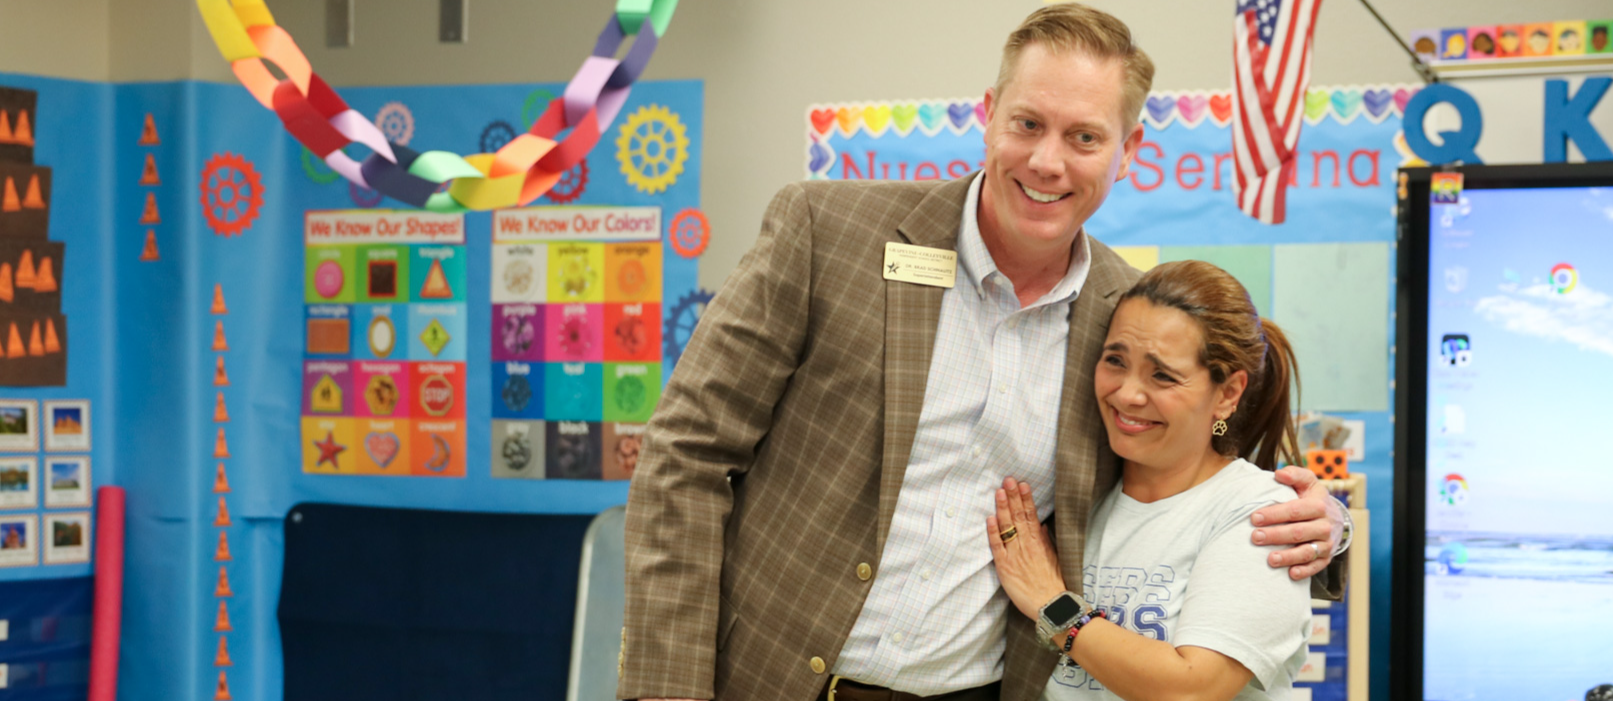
[1176, 94, 1208, 125]
[891, 103, 919, 134]
[1209, 94, 1233, 123]
[1304, 89, 1331, 121]
[809, 108, 835, 136]
[863, 104, 893, 135]
[1362, 89, 1392, 119]
[1330, 89, 1363, 120]
[972, 102, 988, 128]
[1145, 95, 1175, 125]
[918, 102, 945, 132]
[947, 102, 974, 130]
[1393, 87, 1416, 114]
[365, 432, 400, 468]
[835, 106, 863, 136]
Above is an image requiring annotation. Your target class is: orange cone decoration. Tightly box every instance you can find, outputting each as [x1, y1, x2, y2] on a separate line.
[43, 318, 60, 354]
[211, 284, 228, 314]
[215, 566, 234, 597]
[139, 113, 160, 145]
[14, 111, 32, 147]
[214, 601, 232, 631]
[214, 497, 232, 527]
[140, 192, 160, 224]
[214, 427, 231, 458]
[214, 463, 231, 493]
[140, 153, 161, 185]
[0, 262, 12, 302]
[15, 250, 34, 289]
[0, 112, 11, 143]
[6, 323, 24, 358]
[27, 321, 43, 356]
[31, 256, 54, 292]
[2, 178, 19, 212]
[212, 320, 228, 351]
[140, 230, 160, 261]
[214, 671, 232, 701]
[214, 356, 229, 386]
[22, 175, 43, 209]
[215, 635, 233, 667]
[214, 530, 232, 562]
[214, 392, 230, 423]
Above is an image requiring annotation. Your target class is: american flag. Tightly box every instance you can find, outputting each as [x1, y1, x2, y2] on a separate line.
[1231, 0, 1322, 224]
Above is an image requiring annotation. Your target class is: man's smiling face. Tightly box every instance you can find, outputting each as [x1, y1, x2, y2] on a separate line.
[978, 42, 1143, 253]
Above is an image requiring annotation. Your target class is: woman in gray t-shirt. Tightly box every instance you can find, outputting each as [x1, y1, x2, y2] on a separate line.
[987, 260, 1314, 701]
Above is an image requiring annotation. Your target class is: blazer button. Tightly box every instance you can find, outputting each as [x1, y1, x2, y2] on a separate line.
[810, 656, 826, 674]
[856, 562, 872, 581]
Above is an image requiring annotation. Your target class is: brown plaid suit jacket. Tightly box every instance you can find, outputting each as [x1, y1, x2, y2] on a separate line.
[619, 176, 1341, 701]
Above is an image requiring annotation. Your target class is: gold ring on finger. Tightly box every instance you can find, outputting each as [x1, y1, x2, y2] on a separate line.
[999, 526, 1018, 544]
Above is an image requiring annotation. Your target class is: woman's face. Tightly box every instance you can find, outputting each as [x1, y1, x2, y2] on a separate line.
[1095, 299, 1245, 471]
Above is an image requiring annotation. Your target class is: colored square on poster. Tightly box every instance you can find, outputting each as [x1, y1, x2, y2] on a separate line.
[408, 303, 467, 361]
[1466, 26, 1498, 60]
[604, 303, 662, 362]
[492, 420, 545, 479]
[351, 304, 407, 361]
[492, 361, 544, 419]
[1159, 245, 1274, 317]
[410, 245, 466, 302]
[602, 423, 646, 481]
[492, 304, 544, 362]
[302, 360, 353, 416]
[1438, 28, 1467, 59]
[604, 363, 662, 423]
[604, 242, 662, 303]
[1495, 25, 1525, 57]
[305, 246, 357, 303]
[1521, 22, 1555, 56]
[492, 243, 547, 303]
[1554, 20, 1588, 55]
[351, 361, 410, 419]
[358, 245, 411, 303]
[546, 420, 601, 480]
[354, 418, 410, 475]
[544, 362, 603, 421]
[305, 305, 352, 357]
[411, 419, 465, 477]
[1589, 21, 1612, 54]
[548, 242, 605, 303]
[1272, 243, 1389, 412]
[1111, 246, 1159, 272]
[545, 303, 604, 362]
[410, 362, 465, 419]
[301, 417, 358, 474]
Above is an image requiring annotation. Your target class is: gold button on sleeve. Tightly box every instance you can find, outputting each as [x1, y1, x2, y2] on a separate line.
[810, 656, 826, 674]
[856, 562, 872, 581]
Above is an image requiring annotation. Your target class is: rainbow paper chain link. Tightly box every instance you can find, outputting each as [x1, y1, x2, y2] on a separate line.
[195, 0, 677, 212]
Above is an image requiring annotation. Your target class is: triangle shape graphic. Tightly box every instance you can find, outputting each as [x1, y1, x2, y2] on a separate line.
[22, 175, 43, 209]
[2, 177, 19, 212]
[420, 259, 453, 299]
[214, 356, 230, 386]
[0, 263, 12, 303]
[0, 111, 11, 142]
[214, 670, 232, 700]
[211, 284, 228, 314]
[214, 463, 231, 493]
[140, 230, 160, 261]
[214, 600, 232, 631]
[43, 318, 59, 354]
[5, 323, 24, 358]
[140, 192, 160, 224]
[214, 427, 231, 458]
[32, 257, 55, 292]
[214, 392, 230, 422]
[215, 497, 232, 527]
[26, 321, 42, 356]
[140, 153, 161, 185]
[215, 635, 233, 667]
[215, 566, 234, 596]
[140, 113, 160, 145]
[214, 530, 232, 562]
[212, 320, 228, 351]
[15, 250, 34, 289]
[15, 111, 32, 146]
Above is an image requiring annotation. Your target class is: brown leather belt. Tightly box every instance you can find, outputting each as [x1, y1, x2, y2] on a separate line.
[818, 676, 1001, 701]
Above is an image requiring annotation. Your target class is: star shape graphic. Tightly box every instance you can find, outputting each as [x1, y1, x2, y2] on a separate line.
[314, 430, 346, 470]
[887, 262, 900, 274]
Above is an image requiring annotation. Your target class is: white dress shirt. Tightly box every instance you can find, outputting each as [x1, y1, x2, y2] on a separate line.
[831, 173, 1093, 694]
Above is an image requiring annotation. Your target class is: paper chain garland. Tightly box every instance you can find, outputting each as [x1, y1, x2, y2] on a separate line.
[195, 0, 678, 212]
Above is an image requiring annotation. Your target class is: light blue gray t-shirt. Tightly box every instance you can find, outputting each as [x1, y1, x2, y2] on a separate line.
[1042, 459, 1311, 701]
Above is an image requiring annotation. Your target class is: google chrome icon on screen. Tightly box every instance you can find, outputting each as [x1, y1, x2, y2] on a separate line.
[1550, 262, 1577, 294]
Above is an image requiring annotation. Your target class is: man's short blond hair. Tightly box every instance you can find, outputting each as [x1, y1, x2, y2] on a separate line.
[994, 4, 1156, 127]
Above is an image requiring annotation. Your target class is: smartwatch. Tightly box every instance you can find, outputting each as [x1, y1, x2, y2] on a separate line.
[1036, 591, 1095, 651]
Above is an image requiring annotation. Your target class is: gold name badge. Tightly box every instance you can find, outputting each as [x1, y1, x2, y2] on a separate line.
[882, 242, 957, 288]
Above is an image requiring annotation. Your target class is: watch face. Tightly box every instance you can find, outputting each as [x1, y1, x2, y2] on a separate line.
[1044, 594, 1084, 625]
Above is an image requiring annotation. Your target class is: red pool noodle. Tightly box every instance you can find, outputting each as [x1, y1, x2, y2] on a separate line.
[88, 486, 125, 701]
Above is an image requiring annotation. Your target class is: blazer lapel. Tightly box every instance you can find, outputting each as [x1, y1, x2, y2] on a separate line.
[876, 177, 971, 553]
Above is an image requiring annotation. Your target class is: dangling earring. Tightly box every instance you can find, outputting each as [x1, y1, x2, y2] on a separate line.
[1212, 419, 1229, 436]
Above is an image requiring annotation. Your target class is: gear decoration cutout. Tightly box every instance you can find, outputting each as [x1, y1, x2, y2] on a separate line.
[616, 104, 689, 194]
[480, 120, 517, 155]
[199, 152, 264, 237]
[668, 208, 710, 258]
[301, 147, 341, 185]
[374, 101, 414, 146]
[546, 160, 589, 204]
[663, 288, 715, 371]
[349, 181, 383, 208]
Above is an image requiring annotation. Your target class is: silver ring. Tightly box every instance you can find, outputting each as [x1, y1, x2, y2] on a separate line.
[1310, 542, 1322, 560]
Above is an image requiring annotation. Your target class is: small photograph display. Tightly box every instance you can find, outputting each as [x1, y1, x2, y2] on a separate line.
[0, 399, 37, 452]
[0, 457, 36, 509]
[0, 514, 37, 567]
[42, 399, 89, 451]
[42, 511, 89, 564]
[43, 455, 88, 507]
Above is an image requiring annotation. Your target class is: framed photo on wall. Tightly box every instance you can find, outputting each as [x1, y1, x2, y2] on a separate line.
[42, 400, 90, 452]
[0, 400, 38, 452]
[42, 511, 90, 565]
[0, 514, 38, 567]
[43, 456, 89, 508]
[0, 457, 37, 510]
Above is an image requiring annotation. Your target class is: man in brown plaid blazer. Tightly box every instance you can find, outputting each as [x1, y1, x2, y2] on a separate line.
[620, 6, 1348, 701]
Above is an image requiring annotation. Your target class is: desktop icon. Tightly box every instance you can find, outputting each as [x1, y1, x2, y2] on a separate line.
[1440, 334, 1472, 367]
[1439, 472, 1469, 506]
[1551, 262, 1578, 294]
